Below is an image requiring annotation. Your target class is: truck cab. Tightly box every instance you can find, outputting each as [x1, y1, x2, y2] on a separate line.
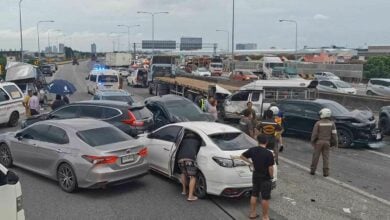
[148, 56, 176, 95]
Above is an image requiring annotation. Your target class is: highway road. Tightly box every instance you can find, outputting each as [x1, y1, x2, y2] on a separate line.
[1, 61, 390, 220]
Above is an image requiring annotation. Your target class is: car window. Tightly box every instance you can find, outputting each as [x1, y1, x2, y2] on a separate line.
[209, 132, 257, 151]
[77, 127, 132, 147]
[280, 102, 303, 114]
[21, 124, 50, 141]
[153, 125, 182, 142]
[164, 100, 206, 121]
[93, 95, 100, 100]
[102, 95, 133, 103]
[303, 104, 321, 118]
[101, 107, 121, 119]
[319, 81, 332, 87]
[47, 126, 69, 144]
[230, 91, 250, 101]
[80, 106, 104, 119]
[51, 106, 80, 119]
[90, 75, 97, 82]
[98, 75, 118, 83]
[251, 92, 260, 102]
[3, 85, 22, 99]
[132, 107, 153, 120]
[0, 89, 10, 102]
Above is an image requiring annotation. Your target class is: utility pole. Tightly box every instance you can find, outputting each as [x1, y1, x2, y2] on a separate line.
[19, 0, 23, 62]
[137, 11, 169, 54]
[231, 0, 235, 71]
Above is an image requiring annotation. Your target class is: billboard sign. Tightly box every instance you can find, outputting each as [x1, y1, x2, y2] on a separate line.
[180, 37, 202, 50]
[142, 40, 176, 49]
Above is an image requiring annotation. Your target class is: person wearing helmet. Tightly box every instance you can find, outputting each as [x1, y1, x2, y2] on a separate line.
[310, 108, 338, 177]
[269, 106, 285, 153]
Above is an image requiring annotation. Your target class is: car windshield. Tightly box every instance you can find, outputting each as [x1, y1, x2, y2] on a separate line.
[98, 75, 118, 83]
[209, 132, 257, 151]
[198, 68, 208, 72]
[210, 64, 222, 68]
[165, 100, 205, 120]
[102, 95, 133, 103]
[77, 127, 132, 147]
[321, 101, 350, 116]
[334, 81, 351, 88]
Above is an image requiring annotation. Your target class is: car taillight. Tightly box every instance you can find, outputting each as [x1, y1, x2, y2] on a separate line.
[122, 110, 144, 127]
[137, 147, 148, 157]
[82, 155, 118, 165]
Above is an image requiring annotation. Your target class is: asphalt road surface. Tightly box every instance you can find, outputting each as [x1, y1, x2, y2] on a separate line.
[2, 61, 390, 220]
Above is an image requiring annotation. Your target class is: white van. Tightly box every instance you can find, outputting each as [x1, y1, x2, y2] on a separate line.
[0, 82, 25, 127]
[222, 79, 318, 120]
[86, 69, 120, 95]
[0, 164, 25, 220]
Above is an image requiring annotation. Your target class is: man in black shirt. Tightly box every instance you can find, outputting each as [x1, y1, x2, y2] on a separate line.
[176, 132, 201, 201]
[241, 134, 275, 220]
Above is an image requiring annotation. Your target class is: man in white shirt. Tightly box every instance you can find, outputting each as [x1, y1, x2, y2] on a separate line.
[29, 92, 40, 116]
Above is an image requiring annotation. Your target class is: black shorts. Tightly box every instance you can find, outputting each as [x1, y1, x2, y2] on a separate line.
[178, 159, 197, 177]
[30, 109, 39, 116]
[252, 176, 272, 200]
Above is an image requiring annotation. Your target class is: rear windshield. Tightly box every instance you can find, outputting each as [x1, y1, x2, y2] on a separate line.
[132, 107, 153, 120]
[3, 85, 22, 99]
[209, 132, 257, 151]
[98, 75, 118, 83]
[102, 95, 134, 103]
[165, 100, 205, 120]
[77, 127, 132, 147]
[321, 102, 350, 116]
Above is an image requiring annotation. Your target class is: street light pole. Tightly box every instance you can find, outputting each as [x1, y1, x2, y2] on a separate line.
[216, 30, 230, 53]
[279, 19, 298, 61]
[117, 24, 140, 52]
[37, 20, 54, 61]
[137, 11, 169, 54]
[232, 0, 235, 60]
[19, 0, 23, 62]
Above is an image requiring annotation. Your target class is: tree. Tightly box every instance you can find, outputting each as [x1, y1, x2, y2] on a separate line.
[0, 55, 6, 75]
[363, 56, 390, 79]
[64, 47, 74, 59]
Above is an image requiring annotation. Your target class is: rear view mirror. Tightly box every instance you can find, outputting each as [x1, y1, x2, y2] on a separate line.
[6, 171, 19, 185]
[15, 133, 23, 141]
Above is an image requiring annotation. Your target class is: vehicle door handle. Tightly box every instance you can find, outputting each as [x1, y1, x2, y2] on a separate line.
[163, 147, 170, 151]
[56, 149, 63, 153]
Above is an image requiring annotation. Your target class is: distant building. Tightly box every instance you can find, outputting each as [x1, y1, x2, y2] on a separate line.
[45, 46, 52, 53]
[236, 43, 257, 50]
[52, 46, 58, 53]
[357, 46, 390, 60]
[91, 43, 97, 54]
[59, 43, 65, 53]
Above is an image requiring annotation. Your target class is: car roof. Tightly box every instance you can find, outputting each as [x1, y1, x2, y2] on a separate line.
[95, 89, 130, 96]
[74, 100, 144, 109]
[369, 78, 390, 82]
[280, 99, 337, 105]
[175, 122, 240, 135]
[0, 81, 19, 87]
[42, 118, 111, 131]
[89, 69, 119, 75]
[145, 94, 191, 103]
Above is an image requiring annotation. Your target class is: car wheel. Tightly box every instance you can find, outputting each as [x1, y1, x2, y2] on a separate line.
[379, 116, 390, 135]
[0, 143, 13, 168]
[7, 112, 19, 127]
[366, 90, 374, 96]
[338, 128, 353, 148]
[57, 163, 78, 193]
[149, 86, 153, 95]
[195, 172, 207, 199]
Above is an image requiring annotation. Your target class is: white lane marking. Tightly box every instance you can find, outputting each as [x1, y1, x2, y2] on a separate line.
[279, 156, 390, 207]
[367, 150, 390, 159]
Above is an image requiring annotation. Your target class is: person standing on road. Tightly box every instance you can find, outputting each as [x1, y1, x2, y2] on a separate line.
[269, 106, 285, 152]
[51, 95, 66, 110]
[257, 110, 282, 164]
[176, 132, 201, 201]
[23, 89, 33, 117]
[28, 92, 40, 116]
[62, 95, 70, 104]
[206, 97, 218, 121]
[240, 110, 254, 138]
[310, 108, 338, 177]
[240, 134, 275, 220]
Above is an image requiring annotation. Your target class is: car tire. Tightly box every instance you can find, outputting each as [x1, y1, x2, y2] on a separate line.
[337, 128, 353, 148]
[195, 172, 207, 199]
[0, 143, 13, 168]
[366, 90, 375, 96]
[379, 116, 390, 135]
[7, 112, 19, 127]
[149, 86, 153, 95]
[57, 163, 78, 193]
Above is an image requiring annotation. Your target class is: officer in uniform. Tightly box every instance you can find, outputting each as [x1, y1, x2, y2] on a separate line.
[310, 108, 338, 177]
[257, 109, 282, 164]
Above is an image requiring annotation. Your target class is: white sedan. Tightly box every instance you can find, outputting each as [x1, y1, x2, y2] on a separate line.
[192, 67, 211, 77]
[0, 164, 25, 220]
[139, 122, 277, 198]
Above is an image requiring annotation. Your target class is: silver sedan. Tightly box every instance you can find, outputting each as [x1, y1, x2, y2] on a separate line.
[0, 118, 149, 192]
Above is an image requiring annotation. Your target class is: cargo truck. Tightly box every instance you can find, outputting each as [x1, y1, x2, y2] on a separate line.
[148, 55, 177, 95]
[105, 52, 132, 67]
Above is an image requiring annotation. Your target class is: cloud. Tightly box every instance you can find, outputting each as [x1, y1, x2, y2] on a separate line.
[313, 14, 329, 20]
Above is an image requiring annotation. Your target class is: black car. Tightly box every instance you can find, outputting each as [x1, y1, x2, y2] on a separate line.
[21, 100, 154, 137]
[144, 94, 215, 129]
[40, 65, 53, 76]
[278, 99, 382, 148]
[379, 106, 390, 135]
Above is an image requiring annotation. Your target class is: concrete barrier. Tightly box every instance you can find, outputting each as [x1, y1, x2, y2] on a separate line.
[318, 92, 390, 113]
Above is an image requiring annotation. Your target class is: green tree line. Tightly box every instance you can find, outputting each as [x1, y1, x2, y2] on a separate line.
[364, 56, 390, 79]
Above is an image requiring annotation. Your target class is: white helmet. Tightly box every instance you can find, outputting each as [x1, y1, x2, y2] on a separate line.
[269, 106, 279, 116]
[319, 108, 332, 119]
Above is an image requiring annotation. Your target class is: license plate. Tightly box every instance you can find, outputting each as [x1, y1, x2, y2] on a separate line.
[105, 85, 112, 88]
[121, 154, 135, 164]
[376, 133, 382, 140]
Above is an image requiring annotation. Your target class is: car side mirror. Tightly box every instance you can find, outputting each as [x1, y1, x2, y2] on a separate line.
[6, 171, 19, 185]
[147, 133, 154, 139]
[15, 133, 23, 141]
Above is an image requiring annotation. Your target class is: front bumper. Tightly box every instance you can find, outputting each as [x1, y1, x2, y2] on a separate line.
[353, 128, 383, 145]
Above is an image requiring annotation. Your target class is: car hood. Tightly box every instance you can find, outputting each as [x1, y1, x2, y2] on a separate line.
[337, 109, 375, 123]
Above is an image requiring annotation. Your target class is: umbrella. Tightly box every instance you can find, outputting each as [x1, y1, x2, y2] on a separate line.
[47, 79, 77, 95]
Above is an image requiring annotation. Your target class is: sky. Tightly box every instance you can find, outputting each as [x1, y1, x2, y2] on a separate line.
[1, 0, 390, 52]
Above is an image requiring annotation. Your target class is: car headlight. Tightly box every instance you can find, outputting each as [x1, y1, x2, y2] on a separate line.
[16, 195, 23, 212]
[351, 122, 368, 127]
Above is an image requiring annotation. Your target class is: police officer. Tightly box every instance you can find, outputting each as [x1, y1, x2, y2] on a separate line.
[310, 108, 338, 177]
